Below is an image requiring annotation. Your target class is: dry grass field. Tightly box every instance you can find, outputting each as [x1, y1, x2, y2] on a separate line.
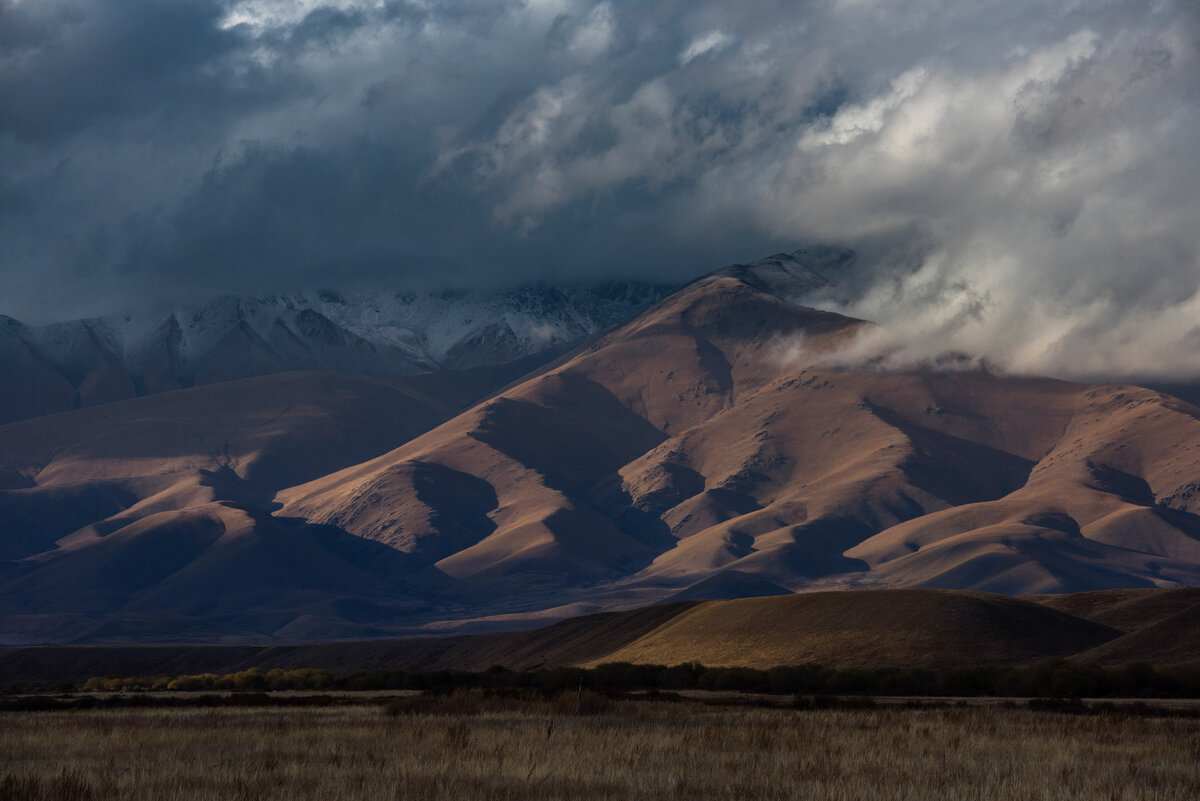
[3, 696, 1200, 800]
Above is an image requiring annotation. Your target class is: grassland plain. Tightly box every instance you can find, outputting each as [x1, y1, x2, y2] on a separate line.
[3, 697, 1200, 800]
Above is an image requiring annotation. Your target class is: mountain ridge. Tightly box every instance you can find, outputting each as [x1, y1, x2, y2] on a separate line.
[0, 281, 678, 424]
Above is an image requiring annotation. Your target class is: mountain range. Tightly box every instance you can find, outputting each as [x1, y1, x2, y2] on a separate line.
[0, 281, 674, 425]
[4, 248, 1200, 645]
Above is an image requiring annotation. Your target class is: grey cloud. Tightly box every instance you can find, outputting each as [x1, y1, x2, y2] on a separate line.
[1, 0, 1198, 380]
[0, 0, 266, 141]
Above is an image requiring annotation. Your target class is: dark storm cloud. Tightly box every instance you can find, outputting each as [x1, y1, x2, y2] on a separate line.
[1, 0, 1198, 376]
[0, 1, 263, 140]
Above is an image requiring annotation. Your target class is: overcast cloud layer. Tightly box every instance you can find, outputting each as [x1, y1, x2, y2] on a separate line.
[1, 0, 1198, 377]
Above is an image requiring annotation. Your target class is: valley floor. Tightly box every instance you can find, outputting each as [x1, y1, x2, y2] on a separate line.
[3, 697, 1200, 800]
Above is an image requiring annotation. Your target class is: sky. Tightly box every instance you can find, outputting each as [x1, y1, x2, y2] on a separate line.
[1, 0, 1198, 377]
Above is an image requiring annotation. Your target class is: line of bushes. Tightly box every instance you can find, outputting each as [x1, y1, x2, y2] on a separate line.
[0, 692, 351, 712]
[8, 659, 1200, 698]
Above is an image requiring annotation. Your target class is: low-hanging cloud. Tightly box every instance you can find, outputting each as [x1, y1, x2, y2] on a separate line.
[1, 0, 1198, 379]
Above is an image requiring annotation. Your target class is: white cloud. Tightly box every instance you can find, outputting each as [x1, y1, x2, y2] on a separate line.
[568, 3, 617, 60]
[800, 68, 928, 148]
[679, 29, 732, 65]
[220, 0, 384, 31]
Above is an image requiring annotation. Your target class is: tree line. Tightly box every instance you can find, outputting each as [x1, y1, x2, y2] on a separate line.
[9, 659, 1200, 698]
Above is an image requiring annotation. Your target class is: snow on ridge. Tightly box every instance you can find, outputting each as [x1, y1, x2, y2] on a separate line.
[15, 280, 677, 387]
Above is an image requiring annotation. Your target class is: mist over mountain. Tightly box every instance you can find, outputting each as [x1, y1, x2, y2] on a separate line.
[2, 1, 1197, 380]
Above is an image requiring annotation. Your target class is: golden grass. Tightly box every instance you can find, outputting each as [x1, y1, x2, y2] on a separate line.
[3, 698, 1200, 800]
[590, 591, 1121, 670]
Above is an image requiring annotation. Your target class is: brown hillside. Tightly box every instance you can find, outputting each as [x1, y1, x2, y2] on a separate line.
[590, 590, 1121, 670]
[0, 370, 458, 565]
[0, 361, 554, 643]
[1026, 587, 1200, 632]
[1071, 602, 1200, 667]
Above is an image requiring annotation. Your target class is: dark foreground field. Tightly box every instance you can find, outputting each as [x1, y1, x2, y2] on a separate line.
[4, 696, 1200, 801]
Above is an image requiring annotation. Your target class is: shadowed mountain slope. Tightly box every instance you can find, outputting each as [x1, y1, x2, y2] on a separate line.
[0, 358, 562, 643]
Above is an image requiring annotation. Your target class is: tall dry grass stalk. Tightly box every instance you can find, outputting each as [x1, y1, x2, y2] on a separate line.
[3, 696, 1200, 800]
